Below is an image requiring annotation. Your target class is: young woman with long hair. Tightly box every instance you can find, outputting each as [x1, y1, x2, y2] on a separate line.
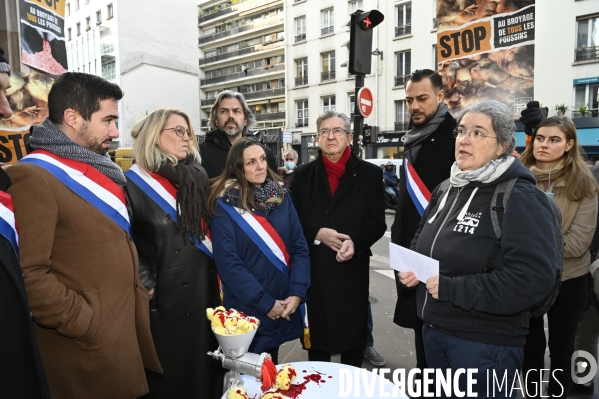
[208, 137, 310, 364]
[521, 116, 599, 398]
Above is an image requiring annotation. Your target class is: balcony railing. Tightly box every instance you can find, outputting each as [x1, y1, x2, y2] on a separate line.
[255, 111, 286, 121]
[321, 26, 334, 36]
[395, 24, 411, 37]
[394, 75, 409, 86]
[321, 71, 335, 81]
[241, 87, 285, 101]
[395, 121, 409, 132]
[201, 119, 209, 128]
[199, 24, 252, 45]
[198, 0, 247, 24]
[201, 98, 216, 107]
[199, 38, 284, 66]
[295, 76, 308, 86]
[295, 121, 308, 128]
[433, 18, 437, 29]
[200, 63, 285, 86]
[295, 33, 306, 43]
[575, 46, 599, 62]
[572, 109, 599, 118]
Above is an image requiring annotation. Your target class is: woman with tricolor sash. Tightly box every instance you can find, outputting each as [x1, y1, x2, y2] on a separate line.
[208, 137, 311, 364]
[124, 108, 223, 398]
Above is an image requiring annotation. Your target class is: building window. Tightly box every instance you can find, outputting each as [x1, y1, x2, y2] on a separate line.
[102, 62, 116, 80]
[395, 50, 411, 86]
[433, 44, 438, 69]
[395, 1, 412, 37]
[349, 1, 363, 14]
[322, 96, 336, 112]
[321, 51, 335, 81]
[86, 17, 91, 31]
[96, 10, 102, 25]
[76, 22, 81, 36]
[296, 100, 308, 128]
[68, 28, 72, 41]
[107, 3, 114, 19]
[574, 82, 599, 117]
[321, 8, 334, 36]
[295, 17, 306, 43]
[349, 93, 355, 115]
[295, 58, 308, 86]
[75, 0, 79, 11]
[395, 100, 409, 132]
[66, 3, 70, 16]
[575, 16, 599, 62]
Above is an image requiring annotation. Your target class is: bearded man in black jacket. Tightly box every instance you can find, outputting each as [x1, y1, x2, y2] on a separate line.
[390, 69, 456, 371]
[200, 90, 277, 178]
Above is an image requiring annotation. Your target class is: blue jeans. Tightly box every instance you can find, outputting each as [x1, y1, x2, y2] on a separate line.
[366, 301, 374, 347]
[423, 325, 524, 398]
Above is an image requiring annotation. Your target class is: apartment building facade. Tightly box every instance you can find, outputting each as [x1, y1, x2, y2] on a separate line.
[64, 0, 201, 148]
[197, 0, 286, 138]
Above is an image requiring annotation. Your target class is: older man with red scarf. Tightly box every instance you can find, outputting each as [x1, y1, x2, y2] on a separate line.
[290, 111, 386, 367]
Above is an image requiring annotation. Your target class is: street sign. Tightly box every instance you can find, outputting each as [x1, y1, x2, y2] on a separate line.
[282, 131, 292, 144]
[357, 87, 373, 118]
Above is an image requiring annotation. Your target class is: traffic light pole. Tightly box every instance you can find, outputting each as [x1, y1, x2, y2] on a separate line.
[352, 73, 364, 156]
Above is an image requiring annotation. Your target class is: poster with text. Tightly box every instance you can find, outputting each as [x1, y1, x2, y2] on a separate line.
[20, 0, 68, 75]
[0, 72, 56, 164]
[437, 0, 535, 117]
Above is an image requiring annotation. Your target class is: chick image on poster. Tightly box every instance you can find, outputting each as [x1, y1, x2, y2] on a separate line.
[436, 0, 535, 117]
[0, 72, 55, 164]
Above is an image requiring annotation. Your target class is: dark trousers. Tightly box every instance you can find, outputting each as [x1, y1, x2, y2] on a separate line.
[424, 325, 523, 399]
[266, 347, 279, 365]
[523, 274, 589, 398]
[366, 301, 374, 347]
[415, 318, 428, 370]
[308, 346, 364, 368]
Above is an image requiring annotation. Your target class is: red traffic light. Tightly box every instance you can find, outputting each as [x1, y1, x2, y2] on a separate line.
[357, 10, 384, 31]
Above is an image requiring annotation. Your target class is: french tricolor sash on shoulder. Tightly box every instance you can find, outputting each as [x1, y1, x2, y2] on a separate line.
[404, 159, 432, 217]
[0, 191, 19, 258]
[125, 164, 213, 258]
[217, 198, 310, 345]
[20, 150, 131, 235]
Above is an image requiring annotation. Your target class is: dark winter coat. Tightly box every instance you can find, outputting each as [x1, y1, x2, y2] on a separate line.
[290, 151, 386, 354]
[412, 160, 556, 346]
[200, 129, 278, 179]
[383, 169, 399, 187]
[391, 112, 456, 328]
[125, 177, 223, 399]
[0, 168, 50, 398]
[210, 186, 311, 354]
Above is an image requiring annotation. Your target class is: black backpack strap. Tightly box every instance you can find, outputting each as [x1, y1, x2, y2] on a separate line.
[484, 178, 518, 273]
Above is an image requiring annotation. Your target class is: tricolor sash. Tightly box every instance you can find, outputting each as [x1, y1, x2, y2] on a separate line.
[217, 198, 310, 345]
[125, 164, 213, 258]
[20, 150, 131, 235]
[0, 191, 19, 258]
[404, 159, 432, 217]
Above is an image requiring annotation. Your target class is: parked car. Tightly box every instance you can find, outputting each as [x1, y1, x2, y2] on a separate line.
[364, 159, 403, 210]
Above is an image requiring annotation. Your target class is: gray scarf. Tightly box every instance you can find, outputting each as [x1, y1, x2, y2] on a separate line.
[402, 102, 449, 161]
[29, 118, 127, 187]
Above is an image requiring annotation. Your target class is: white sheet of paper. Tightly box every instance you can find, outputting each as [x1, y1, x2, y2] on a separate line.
[389, 242, 439, 283]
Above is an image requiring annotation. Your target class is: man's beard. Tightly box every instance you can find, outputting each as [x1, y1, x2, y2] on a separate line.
[411, 111, 436, 127]
[220, 120, 243, 137]
[78, 122, 109, 155]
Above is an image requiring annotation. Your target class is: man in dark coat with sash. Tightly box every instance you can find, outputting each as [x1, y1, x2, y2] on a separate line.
[290, 111, 386, 367]
[0, 44, 50, 399]
[390, 69, 456, 371]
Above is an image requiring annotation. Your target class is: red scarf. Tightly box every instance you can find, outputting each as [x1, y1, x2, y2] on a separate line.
[322, 147, 351, 195]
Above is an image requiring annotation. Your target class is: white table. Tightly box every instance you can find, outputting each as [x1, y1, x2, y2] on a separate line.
[221, 361, 408, 398]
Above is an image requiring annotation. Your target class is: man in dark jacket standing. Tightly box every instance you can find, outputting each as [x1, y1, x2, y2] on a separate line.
[290, 111, 386, 367]
[200, 90, 277, 178]
[390, 69, 456, 371]
[0, 45, 50, 398]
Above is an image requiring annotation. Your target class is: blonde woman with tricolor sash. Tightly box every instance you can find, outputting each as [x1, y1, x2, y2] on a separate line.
[208, 137, 311, 364]
[124, 108, 223, 398]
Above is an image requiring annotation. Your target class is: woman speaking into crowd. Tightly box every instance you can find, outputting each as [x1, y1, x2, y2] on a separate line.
[125, 108, 222, 398]
[208, 137, 310, 364]
[520, 116, 598, 398]
[399, 100, 556, 398]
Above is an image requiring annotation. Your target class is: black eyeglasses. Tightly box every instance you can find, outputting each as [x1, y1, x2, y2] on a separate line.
[163, 126, 191, 138]
[317, 128, 348, 137]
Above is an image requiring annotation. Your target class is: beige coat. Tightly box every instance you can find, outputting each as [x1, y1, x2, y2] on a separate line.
[7, 163, 161, 399]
